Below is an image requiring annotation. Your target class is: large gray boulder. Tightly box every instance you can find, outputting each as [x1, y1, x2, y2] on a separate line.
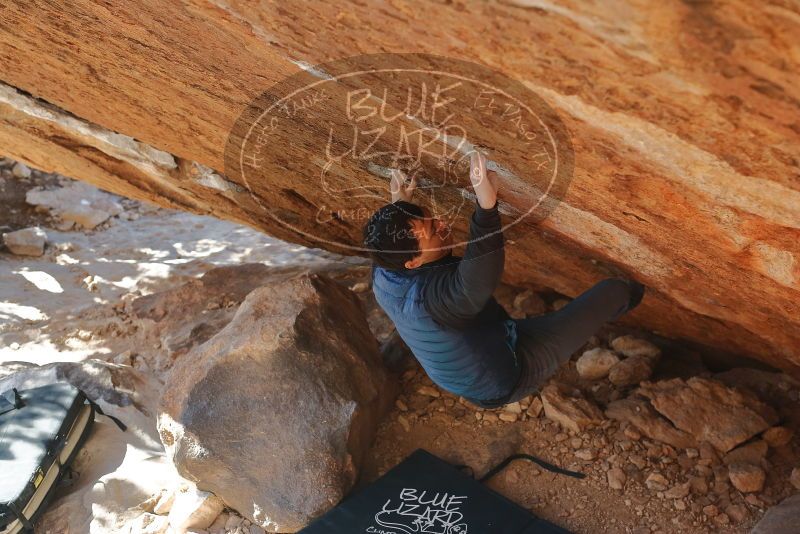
[751, 494, 800, 534]
[158, 273, 396, 532]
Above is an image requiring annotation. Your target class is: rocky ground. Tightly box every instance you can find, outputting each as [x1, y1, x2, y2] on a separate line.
[1, 159, 799, 533]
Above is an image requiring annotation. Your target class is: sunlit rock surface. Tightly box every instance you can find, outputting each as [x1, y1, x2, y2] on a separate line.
[0, 1, 798, 373]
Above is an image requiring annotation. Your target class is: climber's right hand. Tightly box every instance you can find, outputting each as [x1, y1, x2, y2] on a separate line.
[469, 151, 499, 210]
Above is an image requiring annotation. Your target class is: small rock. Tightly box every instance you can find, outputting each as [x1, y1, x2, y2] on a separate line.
[3, 227, 47, 256]
[511, 289, 547, 318]
[607, 467, 626, 490]
[417, 385, 440, 398]
[645, 473, 669, 491]
[723, 440, 768, 466]
[575, 449, 596, 461]
[745, 494, 764, 508]
[397, 415, 410, 432]
[551, 298, 570, 311]
[674, 500, 687, 511]
[703, 504, 719, 517]
[725, 504, 748, 523]
[789, 467, 800, 490]
[664, 481, 691, 499]
[12, 162, 31, 179]
[60, 205, 114, 229]
[699, 441, 719, 463]
[685, 448, 699, 458]
[499, 412, 518, 423]
[504, 401, 522, 414]
[224, 514, 244, 529]
[167, 487, 224, 532]
[713, 513, 730, 527]
[540, 383, 604, 433]
[623, 426, 641, 441]
[610, 335, 661, 358]
[395, 399, 408, 411]
[348, 282, 369, 293]
[570, 437, 583, 449]
[527, 397, 543, 418]
[482, 412, 499, 423]
[689, 476, 708, 495]
[608, 355, 655, 386]
[762, 426, 793, 448]
[153, 489, 176, 515]
[125, 513, 170, 534]
[728, 463, 766, 493]
[576, 348, 620, 380]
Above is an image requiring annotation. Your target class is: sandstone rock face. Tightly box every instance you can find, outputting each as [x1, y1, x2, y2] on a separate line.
[0, 1, 798, 376]
[638, 378, 779, 452]
[540, 383, 604, 432]
[158, 274, 395, 532]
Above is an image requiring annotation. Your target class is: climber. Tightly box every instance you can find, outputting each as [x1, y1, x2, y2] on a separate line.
[362, 152, 644, 408]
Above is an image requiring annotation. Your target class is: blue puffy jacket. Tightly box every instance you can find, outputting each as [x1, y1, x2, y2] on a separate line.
[371, 202, 520, 402]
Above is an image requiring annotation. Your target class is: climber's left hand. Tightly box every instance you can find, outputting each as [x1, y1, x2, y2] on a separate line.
[390, 169, 417, 203]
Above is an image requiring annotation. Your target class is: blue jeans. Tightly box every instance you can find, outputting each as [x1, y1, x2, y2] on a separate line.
[469, 278, 632, 408]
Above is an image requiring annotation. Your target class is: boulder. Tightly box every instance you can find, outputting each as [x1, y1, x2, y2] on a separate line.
[2, 226, 46, 256]
[607, 467, 626, 490]
[751, 494, 800, 534]
[605, 397, 697, 449]
[576, 348, 619, 380]
[727, 463, 765, 493]
[11, 161, 31, 178]
[644, 473, 669, 491]
[158, 274, 395, 532]
[608, 355, 655, 386]
[637, 378, 779, 452]
[540, 383, 604, 433]
[2, 2, 800, 379]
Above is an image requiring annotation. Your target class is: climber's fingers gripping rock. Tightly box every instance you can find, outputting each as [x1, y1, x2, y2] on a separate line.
[469, 151, 499, 209]
[390, 169, 417, 203]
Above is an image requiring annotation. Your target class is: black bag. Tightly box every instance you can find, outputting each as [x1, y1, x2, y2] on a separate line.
[0, 382, 125, 534]
[300, 449, 583, 533]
